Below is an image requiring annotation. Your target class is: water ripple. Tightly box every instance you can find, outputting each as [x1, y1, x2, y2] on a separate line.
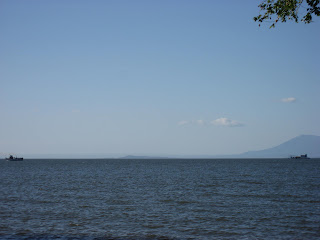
[1, 158, 320, 239]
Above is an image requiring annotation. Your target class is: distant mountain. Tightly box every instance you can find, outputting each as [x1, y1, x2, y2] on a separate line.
[120, 155, 168, 159]
[5, 135, 319, 160]
[237, 135, 320, 158]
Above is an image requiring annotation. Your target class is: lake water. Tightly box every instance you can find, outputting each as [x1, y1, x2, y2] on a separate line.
[1, 158, 319, 239]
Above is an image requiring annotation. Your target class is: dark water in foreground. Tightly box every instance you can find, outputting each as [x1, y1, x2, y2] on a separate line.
[0, 158, 319, 240]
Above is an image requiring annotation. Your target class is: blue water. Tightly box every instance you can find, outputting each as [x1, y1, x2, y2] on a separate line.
[1, 158, 320, 239]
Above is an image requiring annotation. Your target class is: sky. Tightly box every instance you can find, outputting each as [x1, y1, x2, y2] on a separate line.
[1, 0, 319, 157]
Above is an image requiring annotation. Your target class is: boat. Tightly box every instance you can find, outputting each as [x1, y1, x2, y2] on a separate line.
[290, 154, 310, 159]
[6, 155, 23, 161]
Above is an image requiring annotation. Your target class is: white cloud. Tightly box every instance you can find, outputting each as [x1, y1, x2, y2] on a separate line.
[281, 97, 296, 103]
[194, 120, 205, 125]
[211, 118, 244, 127]
[178, 120, 189, 126]
[178, 120, 207, 126]
[179, 118, 244, 127]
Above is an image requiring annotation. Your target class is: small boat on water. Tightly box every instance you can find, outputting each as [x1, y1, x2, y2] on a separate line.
[290, 154, 310, 159]
[6, 155, 23, 161]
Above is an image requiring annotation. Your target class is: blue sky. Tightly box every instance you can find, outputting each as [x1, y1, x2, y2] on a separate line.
[1, 0, 319, 157]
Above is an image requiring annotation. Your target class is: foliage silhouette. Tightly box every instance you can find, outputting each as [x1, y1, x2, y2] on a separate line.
[254, 0, 320, 28]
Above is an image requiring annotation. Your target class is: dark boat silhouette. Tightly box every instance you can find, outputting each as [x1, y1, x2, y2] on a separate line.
[6, 155, 23, 161]
[290, 154, 310, 159]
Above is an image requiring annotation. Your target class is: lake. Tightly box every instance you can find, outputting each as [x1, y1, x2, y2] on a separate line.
[1, 158, 319, 239]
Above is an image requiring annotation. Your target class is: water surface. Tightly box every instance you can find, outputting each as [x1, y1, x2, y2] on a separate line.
[1, 158, 319, 239]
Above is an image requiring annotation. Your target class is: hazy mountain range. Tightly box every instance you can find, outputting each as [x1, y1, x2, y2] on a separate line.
[2, 135, 319, 159]
[124, 135, 320, 159]
[235, 135, 320, 158]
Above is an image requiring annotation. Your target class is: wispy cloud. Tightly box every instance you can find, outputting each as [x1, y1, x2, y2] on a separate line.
[211, 118, 244, 127]
[178, 120, 189, 126]
[194, 120, 205, 125]
[72, 109, 81, 113]
[178, 120, 206, 126]
[281, 97, 296, 103]
[178, 118, 244, 127]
